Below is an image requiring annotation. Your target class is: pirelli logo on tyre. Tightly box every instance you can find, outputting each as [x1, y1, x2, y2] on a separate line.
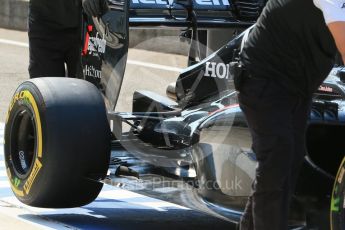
[6, 89, 44, 197]
[6, 90, 27, 124]
[23, 159, 42, 194]
[7, 90, 43, 158]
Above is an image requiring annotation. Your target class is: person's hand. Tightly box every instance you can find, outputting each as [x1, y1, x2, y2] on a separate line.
[82, 0, 109, 17]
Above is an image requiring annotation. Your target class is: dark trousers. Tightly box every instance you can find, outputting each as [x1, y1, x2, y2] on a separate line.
[238, 75, 311, 230]
[28, 22, 81, 79]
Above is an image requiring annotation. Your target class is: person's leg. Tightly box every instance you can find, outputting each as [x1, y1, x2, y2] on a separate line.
[250, 123, 294, 230]
[289, 98, 312, 197]
[64, 30, 82, 78]
[238, 77, 298, 230]
[252, 98, 312, 230]
[29, 37, 66, 78]
[65, 44, 81, 78]
[28, 22, 82, 78]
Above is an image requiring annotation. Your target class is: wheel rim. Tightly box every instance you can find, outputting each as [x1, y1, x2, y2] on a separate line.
[9, 106, 37, 179]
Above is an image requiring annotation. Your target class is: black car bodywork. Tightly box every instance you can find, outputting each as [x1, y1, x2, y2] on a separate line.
[77, 0, 345, 228]
[3, 0, 343, 229]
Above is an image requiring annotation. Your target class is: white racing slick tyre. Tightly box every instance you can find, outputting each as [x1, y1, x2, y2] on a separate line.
[331, 157, 345, 230]
[4, 78, 110, 208]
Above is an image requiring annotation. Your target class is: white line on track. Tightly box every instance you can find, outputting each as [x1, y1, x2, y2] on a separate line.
[127, 60, 183, 73]
[0, 38, 29, 48]
[0, 200, 77, 230]
[0, 39, 183, 73]
[99, 188, 189, 211]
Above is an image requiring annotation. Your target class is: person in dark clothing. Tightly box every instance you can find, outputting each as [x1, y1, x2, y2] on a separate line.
[237, 0, 345, 229]
[28, 0, 107, 78]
